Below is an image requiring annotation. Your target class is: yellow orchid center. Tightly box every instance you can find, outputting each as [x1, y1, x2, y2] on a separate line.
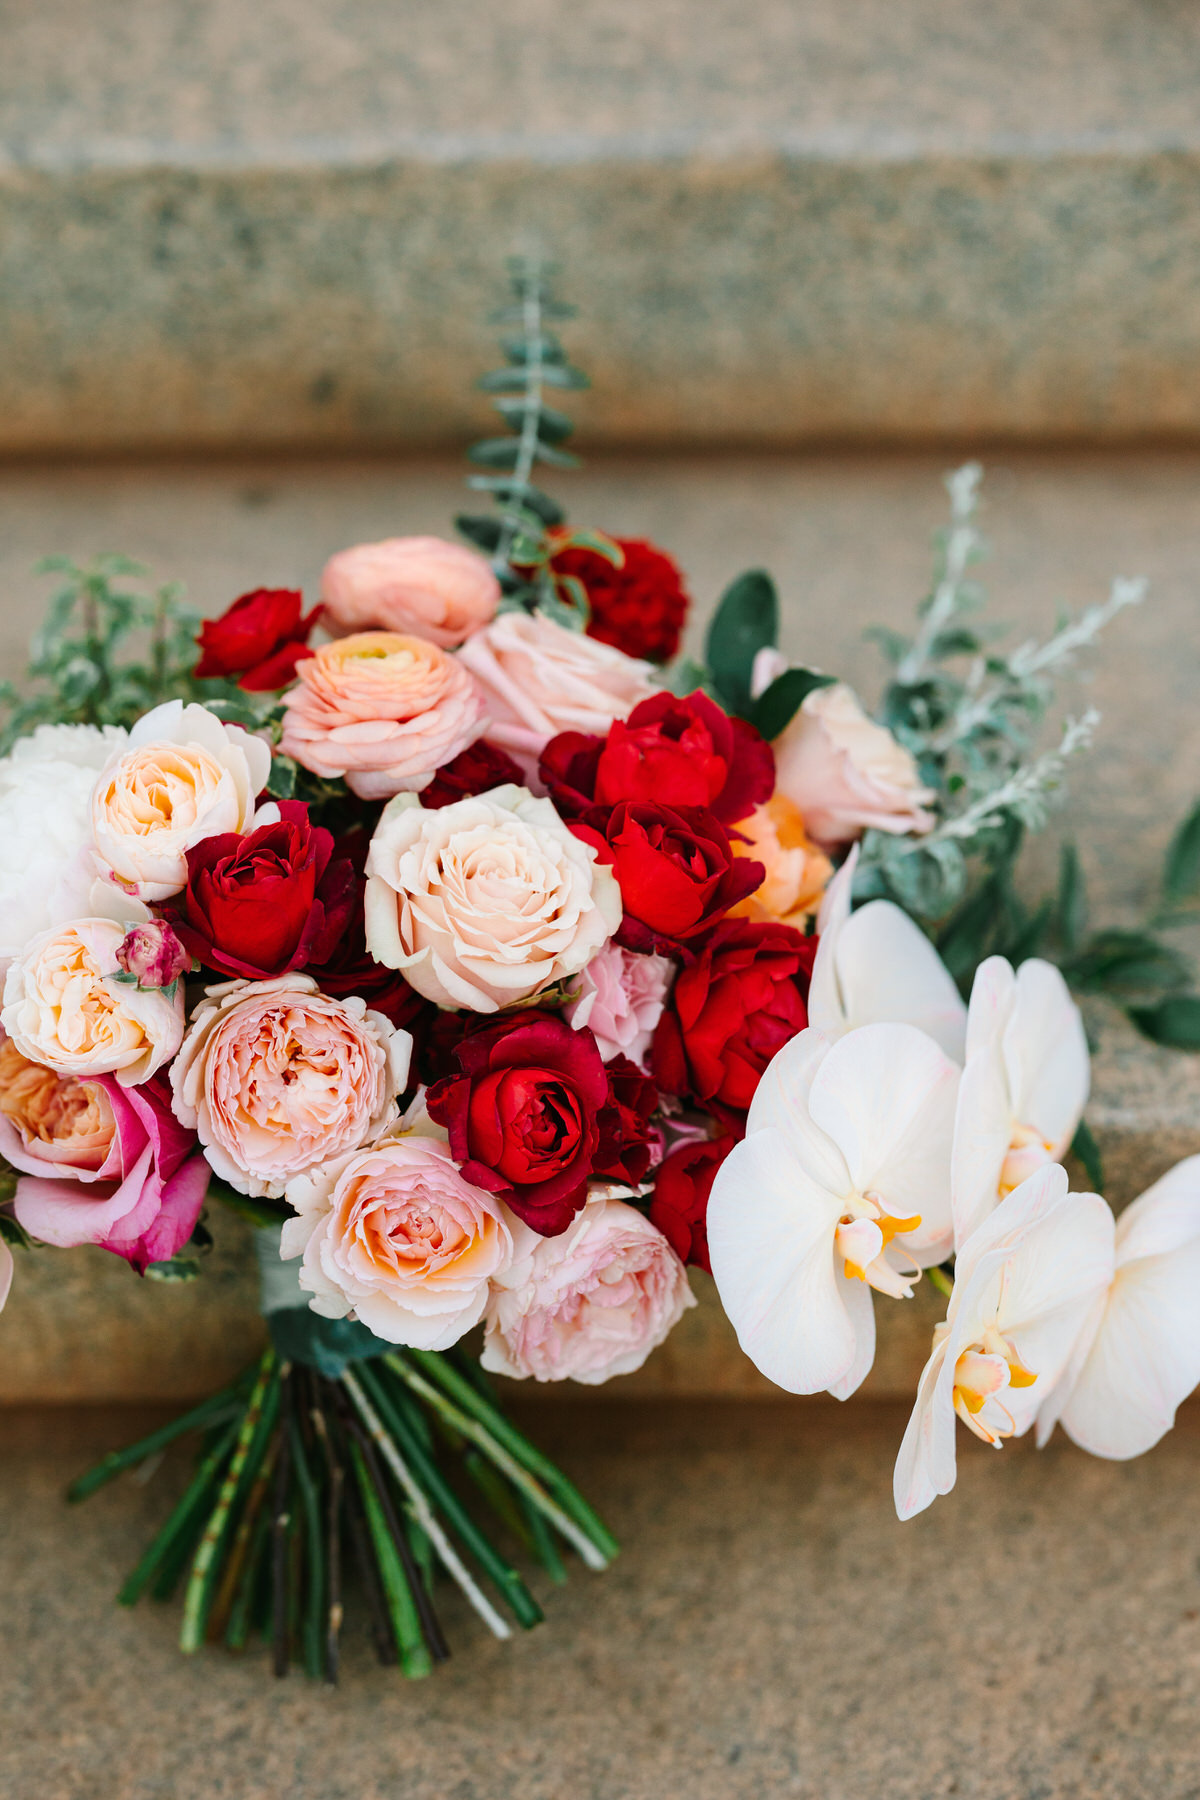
[950, 1322, 1037, 1447]
[999, 1122, 1056, 1196]
[834, 1190, 923, 1298]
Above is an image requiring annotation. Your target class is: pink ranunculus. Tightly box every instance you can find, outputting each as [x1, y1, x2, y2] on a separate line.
[772, 683, 937, 850]
[169, 974, 411, 1198]
[482, 1196, 695, 1384]
[279, 631, 489, 801]
[5, 1040, 210, 1272]
[281, 1131, 515, 1349]
[320, 537, 500, 649]
[564, 942, 674, 1068]
[456, 610, 659, 786]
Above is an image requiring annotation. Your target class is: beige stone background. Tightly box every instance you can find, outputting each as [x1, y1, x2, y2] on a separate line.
[3, 5, 1200, 1796]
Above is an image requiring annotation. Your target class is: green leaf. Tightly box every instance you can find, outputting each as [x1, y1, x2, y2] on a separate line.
[661, 657, 718, 699]
[267, 1306, 393, 1378]
[1065, 930, 1190, 997]
[704, 570, 779, 716]
[1055, 842, 1087, 952]
[554, 527, 623, 566]
[204, 1175, 287, 1229]
[265, 754, 298, 800]
[1069, 1119, 1105, 1192]
[1163, 799, 1200, 905]
[145, 1254, 201, 1283]
[468, 437, 523, 470]
[0, 1212, 32, 1251]
[1127, 993, 1200, 1050]
[750, 668, 836, 741]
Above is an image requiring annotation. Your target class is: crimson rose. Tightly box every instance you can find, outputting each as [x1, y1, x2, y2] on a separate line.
[540, 690, 773, 824]
[648, 1134, 737, 1274]
[420, 738, 524, 808]
[194, 588, 320, 691]
[165, 800, 355, 980]
[549, 535, 689, 664]
[573, 802, 763, 956]
[306, 829, 434, 1039]
[652, 918, 817, 1121]
[426, 1013, 653, 1235]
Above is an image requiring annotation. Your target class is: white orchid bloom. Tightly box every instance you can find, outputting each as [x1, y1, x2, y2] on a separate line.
[1035, 1156, 1200, 1460]
[951, 956, 1089, 1251]
[894, 1163, 1114, 1521]
[0, 1238, 10, 1313]
[808, 848, 967, 1062]
[708, 1022, 959, 1399]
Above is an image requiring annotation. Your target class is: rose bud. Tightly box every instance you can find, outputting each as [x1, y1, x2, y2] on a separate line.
[116, 919, 193, 989]
[648, 1134, 738, 1275]
[194, 588, 320, 691]
[320, 536, 500, 649]
[546, 534, 690, 665]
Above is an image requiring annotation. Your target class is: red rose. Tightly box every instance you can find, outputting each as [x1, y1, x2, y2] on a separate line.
[164, 800, 356, 980]
[652, 918, 818, 1121]
[573, 802, 763, 957]
[595, 1053, 659, 1188]
[194, 588, 320, 691]
[420, 739, 525, 808]
[550, 536, 690, 664]
[305, 830, 434, 1039]
[540, 690, 773, 824]
[649, 1134, 737, 1274]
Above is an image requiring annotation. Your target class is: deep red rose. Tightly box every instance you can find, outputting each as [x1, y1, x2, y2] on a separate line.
[420, 739, 525, 808]
[549, 536, 690, 664]
[194, 588, 320, 691]
[164, 800, 355, 980]
[573, 801, 764, 957]
[653, 918, 818, 1122]
[595, 1053, 659, 1188]
[540, 690, 773, 824]
[306, 829, 435, 1041]
[649, 1134, 737, 1274]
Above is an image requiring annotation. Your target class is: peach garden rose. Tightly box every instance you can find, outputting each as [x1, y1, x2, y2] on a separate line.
[320, 536, 500, 648]
[169, 974, 411, 1198]
[772, 682, 937, 850]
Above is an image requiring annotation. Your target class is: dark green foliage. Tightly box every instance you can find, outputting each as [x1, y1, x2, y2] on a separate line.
[704, 569, 778, 717]
[1069, 1119, 1105, 1193]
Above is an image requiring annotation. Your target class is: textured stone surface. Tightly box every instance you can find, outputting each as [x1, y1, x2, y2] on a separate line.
[4, 1398, 1200, 1798]
[4, 0, 1200, 449]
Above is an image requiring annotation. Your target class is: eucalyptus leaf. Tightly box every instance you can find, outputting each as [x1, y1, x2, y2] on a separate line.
[1055, 842, 1087, 952]
[1162, 799, 1200, 906]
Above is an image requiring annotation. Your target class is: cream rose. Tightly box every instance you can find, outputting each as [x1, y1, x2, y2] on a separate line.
[279, 631, 488, 801]
[772, 683, 937, 849]
[282, 1131, 514, 1349]
[364, 785, 621, 1012]
[2, 917, 184, 1086]
[456, 610, 659, 784]
[91, 701, 274, 901]
[320, 536, 500, 648]
[170, 975, 411, 1198]
[482, 1197, 695, 1384]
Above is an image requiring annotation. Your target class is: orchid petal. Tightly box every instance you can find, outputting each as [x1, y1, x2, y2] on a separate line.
[744, 1028, 853, 1199]
[964, 955, 1016, 1062]
[826, 1268, 877, 1401]
[831, 902, 967, 1062]
[893, 1334, 957, 1520]
[0, 1239, 11, 1312]
[950, 1025, 1013, 1251]
[808, 851, 855, 1033]
[1004, 960, 1089, 1153]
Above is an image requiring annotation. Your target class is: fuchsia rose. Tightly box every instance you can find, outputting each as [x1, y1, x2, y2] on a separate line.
[2, 1041, 209, 1272]
[482, 1196, 695, 1384]
[320, 537, 500, 649]
[564, 941, 674, 1068]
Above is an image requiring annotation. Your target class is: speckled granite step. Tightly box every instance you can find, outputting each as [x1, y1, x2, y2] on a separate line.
[4, 0, 1200, 452]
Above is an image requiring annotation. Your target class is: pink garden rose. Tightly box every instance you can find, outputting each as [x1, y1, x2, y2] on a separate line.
[320, 536, 500, 649]
[170, 974, 411, 1198]
[564, 942, 674, 1068]
[772, 683, 937, 850]
[482, 1196, 695, 1384]
[279, 631, 488, 801]
[456, 611, 659, 785]
[2, 1041, 209, 1272]
[281, 1132, 515, 1349]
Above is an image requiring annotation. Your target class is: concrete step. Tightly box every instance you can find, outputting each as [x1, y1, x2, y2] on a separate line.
[0, 446, 1197, 1402]
[5, 1, 1200, 451]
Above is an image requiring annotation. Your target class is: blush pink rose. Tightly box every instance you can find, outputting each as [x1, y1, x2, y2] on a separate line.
[170, 974, 411, 1198]
[281, 1131, 514, 1349]
[456, 611, 659, 785]
[320, 537, 500, 649]
[564, 942, 674, 1068]
[772, 683, 937, 850]
[482, 1196, 695, 1384]
[279, 631, 489, 801]
[3, 1040, 209, 1273]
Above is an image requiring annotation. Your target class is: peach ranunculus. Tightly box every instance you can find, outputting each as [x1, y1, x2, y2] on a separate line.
[91, 701, 275, 902]
[482, 1195, 695, 1384]
[320, 536, 500, 649]
[170, 974, 411, 1198]
[365, 785, 622, 1012]
[728, 794, 834, 928]
[278, 631, 488, 802]
[772, 683, 937, 851]
[281, 1130, 515, 1348]
[456, 610, 659, 784]
[2, 917, 184, 1086]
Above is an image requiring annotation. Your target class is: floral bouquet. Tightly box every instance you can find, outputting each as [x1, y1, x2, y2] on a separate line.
[3, 260, 1199, 1682]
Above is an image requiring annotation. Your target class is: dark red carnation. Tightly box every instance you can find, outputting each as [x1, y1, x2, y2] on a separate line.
[549, 536, 689, 664]
[652, 918, 818, 1123]
[420, 739, 525, 809]
[649, 1134, 737, 1274]
[573, 801, 763, 957]
[194, 588, 320, 691]
[540, 690, 773, 824]
[163, 800, 355, 980]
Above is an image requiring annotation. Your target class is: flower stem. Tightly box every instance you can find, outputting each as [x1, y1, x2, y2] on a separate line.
[115, 1418, 240, 1608]
[348, 1437, 433, 1679]
[67, 1377, 250, 1502]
